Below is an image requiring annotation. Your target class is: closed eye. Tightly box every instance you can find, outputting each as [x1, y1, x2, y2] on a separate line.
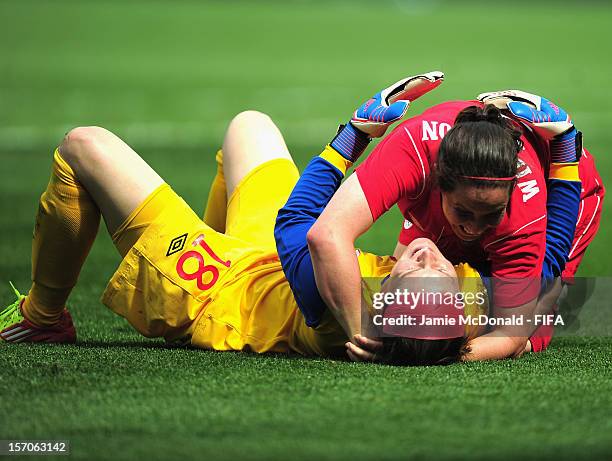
[454, 207, 472, 219]
[400, 267, 421, 275]
[436, 267, 454, 277]
[485, 210, 505, 224]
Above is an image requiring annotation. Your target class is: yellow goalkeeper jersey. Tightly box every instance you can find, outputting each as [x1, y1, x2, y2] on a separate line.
[102, 187, 395, 357]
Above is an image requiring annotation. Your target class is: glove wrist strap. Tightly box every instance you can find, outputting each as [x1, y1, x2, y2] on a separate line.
[330, 122, 371, 163]
[550, 128, 581, 163]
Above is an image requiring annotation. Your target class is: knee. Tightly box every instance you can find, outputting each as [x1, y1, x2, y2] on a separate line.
[229, 110, 273, 129]
[223, 110, 287, 157]
[59, 126, 113, 166]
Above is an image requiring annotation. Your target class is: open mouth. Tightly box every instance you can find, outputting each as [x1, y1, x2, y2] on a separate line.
[456, 225, 481, 241]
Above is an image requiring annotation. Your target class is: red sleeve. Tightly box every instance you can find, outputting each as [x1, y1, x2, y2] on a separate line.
[355, 118, 430, 221]
[486, 230, 545, 308]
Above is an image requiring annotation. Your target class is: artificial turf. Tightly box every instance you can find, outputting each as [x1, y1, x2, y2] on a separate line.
[1, 1, 611, 460]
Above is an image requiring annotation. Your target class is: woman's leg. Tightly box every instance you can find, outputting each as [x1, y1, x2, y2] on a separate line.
[222, 110, 292, 197]
[23, 126, 165, 327]
[218, 111, 300, 248]
[202, 149, 227, 232]
[201, 111, 297, 244]
[58, 126, 165, 234]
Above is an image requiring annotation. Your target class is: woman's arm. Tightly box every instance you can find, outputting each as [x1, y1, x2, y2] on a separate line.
[274, 145, 374, 337]
[540, 165, 582, 286]
[465, 166, 582, 360]
[306, 174, 373, 337]
[275, 73, 444, 339]
[274, 148, 361, 332]
[464, 91, 584, 360]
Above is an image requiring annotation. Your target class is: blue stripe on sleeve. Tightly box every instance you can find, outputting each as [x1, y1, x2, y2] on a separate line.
[541, 178, 581, 289]
[274, 157, 344, 327]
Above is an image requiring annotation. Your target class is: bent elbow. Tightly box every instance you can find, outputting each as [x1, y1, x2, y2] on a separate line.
[306, 221, 340, 251]
[306, 222, 326, 249]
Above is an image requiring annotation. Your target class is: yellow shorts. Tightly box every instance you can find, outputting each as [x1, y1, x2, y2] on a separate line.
[112, 158, 300, 257]
[103, 158, 300, 342]
[225, 158, 300, 249]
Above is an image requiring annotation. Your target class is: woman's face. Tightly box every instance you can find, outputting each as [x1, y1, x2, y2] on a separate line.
[391, 238, 457, 279]
[441, 184, 510, 241]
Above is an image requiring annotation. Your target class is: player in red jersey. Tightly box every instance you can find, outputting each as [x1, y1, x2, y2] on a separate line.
[307, 77, 604, 361]
[359, 100, 602, 293]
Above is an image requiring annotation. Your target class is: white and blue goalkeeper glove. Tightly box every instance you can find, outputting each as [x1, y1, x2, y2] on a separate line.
[477, 89, 582, 163]
[330, 71, 444, 162]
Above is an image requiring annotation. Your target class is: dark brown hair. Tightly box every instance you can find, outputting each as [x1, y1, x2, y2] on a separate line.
[436, 105, 522, 193]
[379, 336, 470, 366]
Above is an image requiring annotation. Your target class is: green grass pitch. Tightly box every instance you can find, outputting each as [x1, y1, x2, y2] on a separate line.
[1, 1, 611, 460]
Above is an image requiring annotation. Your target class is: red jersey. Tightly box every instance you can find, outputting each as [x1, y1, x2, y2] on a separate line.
[356, 101, 549, 307]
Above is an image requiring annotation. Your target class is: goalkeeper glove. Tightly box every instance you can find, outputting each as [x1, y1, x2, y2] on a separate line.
[331, 71, 444, 162]
[477, 89, 582, 163]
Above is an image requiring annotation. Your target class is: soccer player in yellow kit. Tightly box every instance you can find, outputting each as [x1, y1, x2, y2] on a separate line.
[0, 74, 588, 365]
[0, 73, 476, 361]
[0, 110, 392, 356]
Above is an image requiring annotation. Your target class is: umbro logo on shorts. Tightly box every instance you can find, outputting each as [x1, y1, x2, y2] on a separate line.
[167, 233, 188, 256]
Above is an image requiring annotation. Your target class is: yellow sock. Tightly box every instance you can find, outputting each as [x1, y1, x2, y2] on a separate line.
[21, 149, 101, 326]
[202, 149, 227, 232]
